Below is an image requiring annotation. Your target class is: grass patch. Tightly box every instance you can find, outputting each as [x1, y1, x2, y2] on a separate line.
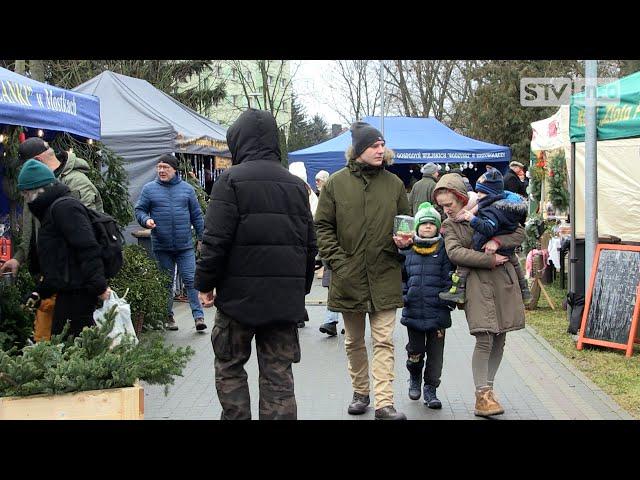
[525, 277, 640, 418]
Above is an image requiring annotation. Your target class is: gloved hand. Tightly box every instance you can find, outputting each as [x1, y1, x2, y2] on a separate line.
[23, 291, 41, 311]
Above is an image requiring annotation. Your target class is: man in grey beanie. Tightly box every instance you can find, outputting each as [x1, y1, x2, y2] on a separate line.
[408, 162, 442, 215]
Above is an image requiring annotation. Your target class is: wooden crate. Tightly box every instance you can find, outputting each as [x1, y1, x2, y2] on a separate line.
[0, 384, 144, 420]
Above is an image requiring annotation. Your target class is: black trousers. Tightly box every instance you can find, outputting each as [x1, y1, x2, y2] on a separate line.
[52, 290, 98, 338]
[406, 327, 446, 388]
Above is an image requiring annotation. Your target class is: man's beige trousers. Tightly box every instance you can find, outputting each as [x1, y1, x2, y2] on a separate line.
[342, 309, 397, 409]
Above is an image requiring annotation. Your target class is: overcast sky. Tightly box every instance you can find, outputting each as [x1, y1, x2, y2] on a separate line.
[291, 60, 346, 127]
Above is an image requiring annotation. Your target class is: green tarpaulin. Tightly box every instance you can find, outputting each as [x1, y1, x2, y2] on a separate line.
[570, 71, 640, 142]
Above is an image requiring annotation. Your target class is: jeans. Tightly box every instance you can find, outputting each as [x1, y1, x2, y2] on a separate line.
[325, 309, 340, 324]
[155, 248, 204, 320]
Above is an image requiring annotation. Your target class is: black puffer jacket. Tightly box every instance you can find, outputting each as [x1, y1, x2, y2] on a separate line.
[194, 109, 317, 326]
[28, 182, 107, 299]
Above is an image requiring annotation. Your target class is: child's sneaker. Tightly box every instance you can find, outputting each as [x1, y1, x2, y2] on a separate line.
[439, 289, 466, 304]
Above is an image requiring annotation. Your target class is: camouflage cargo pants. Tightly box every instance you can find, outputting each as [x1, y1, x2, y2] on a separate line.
[211, 310, 301, 420]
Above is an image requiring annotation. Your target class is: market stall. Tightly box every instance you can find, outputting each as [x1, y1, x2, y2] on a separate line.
[289, 116, 512, 188]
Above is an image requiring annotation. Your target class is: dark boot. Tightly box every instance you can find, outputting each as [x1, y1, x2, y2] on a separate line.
[520, 279, 533, 305]
[375, 406, 407, 420]
[347, 392, 370, 415]
[165, 315, 178, 331]
[439, 287, 466, 304]
[319, 321, 338, 336]
[406, 358, 424, 401]
[423, 384, 442, 409]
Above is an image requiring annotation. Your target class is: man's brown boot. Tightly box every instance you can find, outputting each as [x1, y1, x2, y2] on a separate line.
[474, 386, 504, 417]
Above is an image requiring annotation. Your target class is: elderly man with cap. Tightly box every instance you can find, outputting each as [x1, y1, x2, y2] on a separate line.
[0, 137, 103, 342]
[503, 161, 528, 197]
[16, 160, 110, 338]
[135, 153, 205, 332]
[408, 162, 442, 216]
[315, 121, 410, 420]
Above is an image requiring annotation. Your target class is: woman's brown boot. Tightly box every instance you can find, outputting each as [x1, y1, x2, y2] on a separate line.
[474, 386, 505, 417]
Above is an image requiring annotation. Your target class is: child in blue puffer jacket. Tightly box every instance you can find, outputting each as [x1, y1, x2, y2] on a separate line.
[439, 168, 531, 306]
[399, 202, 455, 408]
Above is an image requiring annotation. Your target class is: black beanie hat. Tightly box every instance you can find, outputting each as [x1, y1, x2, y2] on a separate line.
[350, 121, 384, 158]
[475, 168, 504, 196]
[18, 137, 50, 162]
[157, 153, 178, 171]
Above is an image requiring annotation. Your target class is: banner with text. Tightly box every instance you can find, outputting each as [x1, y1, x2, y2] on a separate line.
[0, 66, 100, 139]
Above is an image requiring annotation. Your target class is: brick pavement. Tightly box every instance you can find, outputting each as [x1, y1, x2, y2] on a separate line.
[142, 278, 632, 420]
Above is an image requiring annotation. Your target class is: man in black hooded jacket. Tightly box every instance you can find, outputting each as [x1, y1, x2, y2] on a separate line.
[195, 109, 317, 420]
[17, 159, 110, 338]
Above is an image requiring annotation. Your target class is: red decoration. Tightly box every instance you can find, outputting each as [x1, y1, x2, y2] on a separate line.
[18, 132, 26, 143]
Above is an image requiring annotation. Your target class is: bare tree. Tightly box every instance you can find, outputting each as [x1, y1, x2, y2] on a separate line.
[327, 60, 381, 124]
[383, 60, 480, 129]
[220, 60, 296, 131]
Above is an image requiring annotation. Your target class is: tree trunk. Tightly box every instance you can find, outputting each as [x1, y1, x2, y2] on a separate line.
[14, 60, 26, 74]
[29, 60, 46, 82]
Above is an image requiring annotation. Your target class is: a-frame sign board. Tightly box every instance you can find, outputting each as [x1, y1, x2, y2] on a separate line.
[577, 244, 640, 357]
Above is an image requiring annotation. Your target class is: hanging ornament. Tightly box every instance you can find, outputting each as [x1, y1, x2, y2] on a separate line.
[468, 162, 474, 169]
[37, 129, 44, 137]
[445, 163, 450, 172]
[18, 132, 26, 143]
[87, 138, 94, 145]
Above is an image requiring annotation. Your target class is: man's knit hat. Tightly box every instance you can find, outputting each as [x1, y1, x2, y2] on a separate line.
[17, 159, 56, 191]
[414, 201, 441, 231]
[315, 170, 330, 182]
[420, 163, 441, 175]
[157, 153, 179, 171]
[350, 121, 384, 158]
[475, 168, 504, 196]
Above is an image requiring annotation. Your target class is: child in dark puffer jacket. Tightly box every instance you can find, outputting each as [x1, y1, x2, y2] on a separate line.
[399, 202, 455, 408]
[439, 168, 531, 305]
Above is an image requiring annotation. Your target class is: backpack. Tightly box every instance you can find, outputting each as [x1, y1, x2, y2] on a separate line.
[51, 197, 124, 279]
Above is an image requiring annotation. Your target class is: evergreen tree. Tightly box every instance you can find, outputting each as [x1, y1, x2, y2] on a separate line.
[287, 96, 330, 153]
[460, 60, 620, 165]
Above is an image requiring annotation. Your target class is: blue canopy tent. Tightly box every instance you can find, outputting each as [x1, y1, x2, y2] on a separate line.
[0, 66, 101, 221]
[0, 67, 101, 139]
[288, 116, 511, 188]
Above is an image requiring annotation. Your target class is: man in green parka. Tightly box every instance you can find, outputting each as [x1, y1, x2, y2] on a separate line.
[315, 121, 410, 420]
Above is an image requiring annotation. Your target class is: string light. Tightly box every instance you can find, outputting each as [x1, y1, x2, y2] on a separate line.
[0, 134, 4, 143]
[37, 129, 44, 137]
[87, 139, 94, 145]
[468, 162, 474, 169]
[445, 163, 450, 172]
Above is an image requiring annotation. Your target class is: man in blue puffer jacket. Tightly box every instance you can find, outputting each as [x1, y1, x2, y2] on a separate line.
[135, 153, 205, 331]
[399, 202, 454, 408]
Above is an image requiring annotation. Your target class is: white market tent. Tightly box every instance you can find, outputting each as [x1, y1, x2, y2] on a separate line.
[531, 102, 640, 243]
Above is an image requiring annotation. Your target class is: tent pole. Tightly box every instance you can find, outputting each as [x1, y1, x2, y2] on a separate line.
[380, 60, 385, 136]
[584, 60, 598, 283]
[569, 142, 576, 321]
